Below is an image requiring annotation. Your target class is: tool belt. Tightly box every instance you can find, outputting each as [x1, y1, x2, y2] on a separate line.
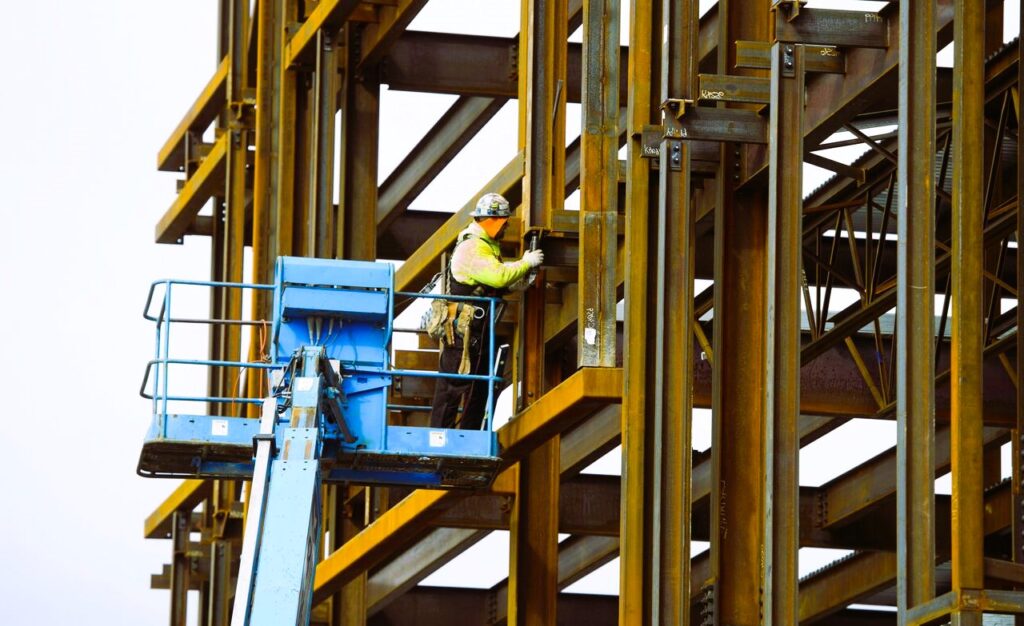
[421, 300, 484, 374]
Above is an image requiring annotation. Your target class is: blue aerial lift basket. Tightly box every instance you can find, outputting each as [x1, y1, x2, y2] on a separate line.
[138, 256, 503, 489]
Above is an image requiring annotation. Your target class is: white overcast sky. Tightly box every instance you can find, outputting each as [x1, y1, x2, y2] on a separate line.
[0, 1, 1019, 624]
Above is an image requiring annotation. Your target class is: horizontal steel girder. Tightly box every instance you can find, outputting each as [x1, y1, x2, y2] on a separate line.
[311, 367, 621, 604]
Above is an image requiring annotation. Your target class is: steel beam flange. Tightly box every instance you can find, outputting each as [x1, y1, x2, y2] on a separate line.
[771, 0, 808, 22]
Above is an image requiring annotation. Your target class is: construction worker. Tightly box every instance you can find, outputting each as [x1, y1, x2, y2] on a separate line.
[428, 192, 544, 430]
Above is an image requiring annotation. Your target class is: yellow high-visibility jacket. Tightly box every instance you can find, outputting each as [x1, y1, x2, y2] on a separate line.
[450, 222, 531, 291]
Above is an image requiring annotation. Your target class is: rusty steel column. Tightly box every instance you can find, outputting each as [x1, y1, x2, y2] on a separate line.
[509, 0, 565, 622]
[274, 0, 299, 258]
[338, 27, 380, 262]
[518, 0, 565, 407]
[710, 1, 770, 623]
[577, 0, 619, 368]
[950, 0, 986, 623]
[653, 0, 697, 622]
[209, 197, 227, 415]
[896, 0, 937, 617]
[763, 39, 802, 626]
[207, 540, 232, 625]
[308, 29, 337, 259]
[246, 0, 281, 406]
[332, 485, 368, 626]
[223, 0, 249, 413]
[619, 0, 658, 621]
[1015, 14, 1024, 625]
[170, 510, 190, 626]
[508, 442, 561, 626]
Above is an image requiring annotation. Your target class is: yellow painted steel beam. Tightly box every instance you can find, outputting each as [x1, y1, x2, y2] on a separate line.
[155, 133, 228, 244]
[365, 404, 620, 617]
[157, 58, 228, 172]
[284, 0, 360, 69]
[497, 368, 621, 461]
[311, 367, 622, 604]
[392, 152, 523, 293]
[144, 479, 210, 539]
[357, 0, 428, 70]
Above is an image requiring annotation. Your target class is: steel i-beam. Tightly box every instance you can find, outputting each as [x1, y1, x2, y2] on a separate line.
[308, 29, 337, 259]
[274, 0, 300, 258]
[577, 0, 619, 368]
[896, 0, 937, 615]
[619, 0, 658, 621]
[710, 1, 770, 623]
[651, 0, 698, 621]
[510, 1, 567, 619]
[339, 26, 380, 262]
[950, 0, 987, 623]
[764, 39, 803, 625]
[171, 510, 191, 626]
[1016, 13, 1024, 619]
[245, 0, 281, 406]
[222, 0, 249, 411]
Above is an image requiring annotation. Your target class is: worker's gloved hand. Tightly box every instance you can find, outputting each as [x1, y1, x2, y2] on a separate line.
[522, 249, 544, 268]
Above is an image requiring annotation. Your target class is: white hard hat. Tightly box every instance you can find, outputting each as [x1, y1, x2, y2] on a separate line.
[471, 192, 511, 218]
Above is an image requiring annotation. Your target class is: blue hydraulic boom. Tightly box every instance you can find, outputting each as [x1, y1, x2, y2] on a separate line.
[137, 257, 504, 625]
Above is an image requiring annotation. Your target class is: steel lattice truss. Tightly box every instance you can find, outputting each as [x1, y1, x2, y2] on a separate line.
[143, 0, 1024, 624]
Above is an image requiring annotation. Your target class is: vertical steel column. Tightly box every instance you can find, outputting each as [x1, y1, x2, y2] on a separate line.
[308, 30, 337, 259]
[950, 1, 986, 623]
[338, 27, 380, 262]
[275, 0, 299, 258]
[330, 28, 380, 626]
[210, 197, 227, 415]
[327, 485, 368, 626]
[764, 40, 803, 626]
[710, 1, 769, 623]
[223, 0, 249, 413]
[1015, 18, 1024, 626]
[207, 540, 232, 625]
[170, 510, 190, 626]
[292, 81, 312, 257]
[519, 0, 565, 407]
[246, 0, 280, 407]
[655, 0, 697, 622]
[509, 1, 565, 622]
[521, 0, 567, 230]
[509, 442, 561, 626]
[619, 0, 658, 621]
[577, 0, 619, 368]
[896, 0, 937, 617]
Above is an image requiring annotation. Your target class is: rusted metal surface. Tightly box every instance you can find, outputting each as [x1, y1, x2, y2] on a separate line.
[710, 1, 770, 623]
[896, 0, 937, 613]
[577, 0, 619, 368]
[619, 0, 656, 615]
[765, 38, 804, 625]
[950, 0, 986, 610]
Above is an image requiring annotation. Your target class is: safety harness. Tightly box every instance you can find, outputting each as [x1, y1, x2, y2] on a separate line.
[421, 233, 499, 374]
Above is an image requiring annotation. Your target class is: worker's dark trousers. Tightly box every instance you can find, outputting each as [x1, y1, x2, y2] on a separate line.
[429, 322, 491, 430]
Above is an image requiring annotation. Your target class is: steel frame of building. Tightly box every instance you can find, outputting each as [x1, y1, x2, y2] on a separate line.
[142, 0, 1024, 624]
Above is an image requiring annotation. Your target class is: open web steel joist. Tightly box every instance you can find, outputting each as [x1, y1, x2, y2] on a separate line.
[143, 0, 1024, 623]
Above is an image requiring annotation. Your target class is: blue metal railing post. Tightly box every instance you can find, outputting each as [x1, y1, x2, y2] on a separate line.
[160, 280, 172, 432]
[486, 297, 495, 431]
[152, 287, 164, 422]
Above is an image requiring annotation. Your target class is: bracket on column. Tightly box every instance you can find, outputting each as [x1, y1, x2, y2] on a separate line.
[736, 40, 844, 74]
[667, 107, 768, 145]
[771, 0, 808, 22]
[697, 74, 770, 105]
